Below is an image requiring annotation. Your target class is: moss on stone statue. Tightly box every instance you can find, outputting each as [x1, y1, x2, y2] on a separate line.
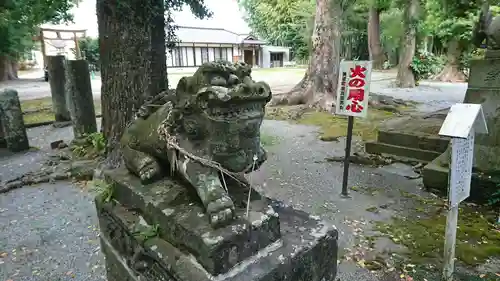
[119, 61, 273, 227]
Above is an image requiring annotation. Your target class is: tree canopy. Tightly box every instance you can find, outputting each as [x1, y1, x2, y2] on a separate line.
[0, 0, 76, 57]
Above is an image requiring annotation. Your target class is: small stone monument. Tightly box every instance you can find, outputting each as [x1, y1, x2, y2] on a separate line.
[96, 62, 338, 281]
[423, 8, 500, 205]
[65, 59, 97, 138]
[47, 55, 71, 122]
[0, 89, 30, 152]
[0, 118, 6, 148]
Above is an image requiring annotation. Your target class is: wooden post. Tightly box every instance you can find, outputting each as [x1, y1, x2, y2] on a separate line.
[40, 30, 47, 68]
[252, 47, 256, 66]
[47, 55, 71, 122]
[0, 89, 30, 152]
[443, 205, 459, 281]
[65, 60, 97, 138]
[73, 32, 81, 59]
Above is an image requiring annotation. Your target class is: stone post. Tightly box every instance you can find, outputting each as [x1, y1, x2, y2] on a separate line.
[0, 89, 30, 152]
[0, 118, 6, 148]
[47, 55, 71, 122]
[65, 60, 97, 138]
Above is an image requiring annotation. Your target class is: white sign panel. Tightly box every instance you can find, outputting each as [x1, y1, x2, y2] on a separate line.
[439, 103, 488, 138]
[335, 60, 373, 118]
[448, 131, 474, 207]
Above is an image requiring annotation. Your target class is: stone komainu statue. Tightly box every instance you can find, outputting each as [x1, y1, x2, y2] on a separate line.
[120, 61, 272, 227]
[473, 2, 500, 50]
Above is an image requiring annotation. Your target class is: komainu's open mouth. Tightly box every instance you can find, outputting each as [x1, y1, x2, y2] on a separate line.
[205, 102, 265, 121]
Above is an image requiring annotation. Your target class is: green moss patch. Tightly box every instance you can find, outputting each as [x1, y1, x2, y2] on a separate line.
[374, 205, 500, 266]
[265, 106, 397, 141]
[21, 98, 102, 125]
[260, 133, 281, 147]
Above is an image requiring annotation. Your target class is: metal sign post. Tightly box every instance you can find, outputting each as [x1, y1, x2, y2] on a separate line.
[438, 103, 488, 281]
[334, 60, 373, 198]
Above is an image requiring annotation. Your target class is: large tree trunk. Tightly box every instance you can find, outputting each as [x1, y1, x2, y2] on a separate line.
[150, 0, 168, 92]
[433, 40, 466, 82]
[395, 0, 419, 88]
[270, 0, 341, 111]
[97, 0, 166, 167]
[0, 55, 19, 82]
[368, 7, 384, 69]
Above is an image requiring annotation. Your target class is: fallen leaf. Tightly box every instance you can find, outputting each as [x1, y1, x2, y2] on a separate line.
[0, 252, 7, 258]
[479, 274, 486, 278]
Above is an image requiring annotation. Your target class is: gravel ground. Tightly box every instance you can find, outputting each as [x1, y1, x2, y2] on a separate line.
[0, 183, 104, 281]
[254, 120, 428, 281]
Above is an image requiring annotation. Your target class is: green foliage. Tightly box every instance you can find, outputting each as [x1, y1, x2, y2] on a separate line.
[133, 224, 160, 240]
[78, 37, 99, 71]
[238, 0, 315, 60]
[90, 179, 114, 203]
[71, 132, 106, 158]
[0, 0, 76, 57]
[410, 50, 444, 81]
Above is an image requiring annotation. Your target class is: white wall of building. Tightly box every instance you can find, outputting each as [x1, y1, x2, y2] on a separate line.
[261, 45, 291, 68]
[168, 46, 235, 68]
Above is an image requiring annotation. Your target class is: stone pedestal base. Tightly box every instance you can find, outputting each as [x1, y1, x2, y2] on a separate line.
[96, 167, 338, 281]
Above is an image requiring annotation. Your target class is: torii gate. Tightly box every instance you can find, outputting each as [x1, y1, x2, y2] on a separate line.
[35, 27, 87, 68]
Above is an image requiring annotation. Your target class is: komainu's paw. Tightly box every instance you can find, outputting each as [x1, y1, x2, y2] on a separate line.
[138, 157, 162, 183]
[207, 193, 235, 227]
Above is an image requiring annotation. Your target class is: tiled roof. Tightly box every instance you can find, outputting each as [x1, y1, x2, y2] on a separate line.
[174, 26, 265, 44]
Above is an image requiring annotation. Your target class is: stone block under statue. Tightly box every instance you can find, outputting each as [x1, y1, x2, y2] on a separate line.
[96, 167, 338, 281]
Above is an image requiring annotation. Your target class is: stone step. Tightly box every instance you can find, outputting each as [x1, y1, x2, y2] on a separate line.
[422, 157, 500, 207]
[377, 130, 449, 153]
[365, 142, 442, 162]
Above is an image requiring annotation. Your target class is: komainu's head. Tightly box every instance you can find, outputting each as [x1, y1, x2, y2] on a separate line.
[172, 61, 272, 172]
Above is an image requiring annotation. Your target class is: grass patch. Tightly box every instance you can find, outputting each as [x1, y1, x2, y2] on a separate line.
[260, 133, 281, 147]
[20, 97, 53, 110]
[265, 106, 396, 141]
[298, 109, 395, 141]
[374, 206, 500, 266]
[20, 97, 102, 125]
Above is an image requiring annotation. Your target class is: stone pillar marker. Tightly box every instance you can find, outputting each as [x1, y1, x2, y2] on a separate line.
[0, 89, 30, 152]
[47, 55, 71, 122]
[0, 118, 6, 148]
[65, 59, 97, 138]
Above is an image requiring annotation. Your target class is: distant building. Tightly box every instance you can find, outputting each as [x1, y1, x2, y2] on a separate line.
[167, 26, 291, 69]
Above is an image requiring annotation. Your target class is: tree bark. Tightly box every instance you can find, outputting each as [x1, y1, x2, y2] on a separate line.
[97, 0, 166, 167]
[0, 55, 19, 82]
[433, 40, 466, 82]
[368, 7, 384, 69]
[149, 0, 168, 93]
[395, 0, 419, 88]
[269, 0, 341, 111]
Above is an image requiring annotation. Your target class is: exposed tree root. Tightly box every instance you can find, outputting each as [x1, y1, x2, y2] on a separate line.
[433, 64, 466, 82]
[270, 77, 335, 112]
